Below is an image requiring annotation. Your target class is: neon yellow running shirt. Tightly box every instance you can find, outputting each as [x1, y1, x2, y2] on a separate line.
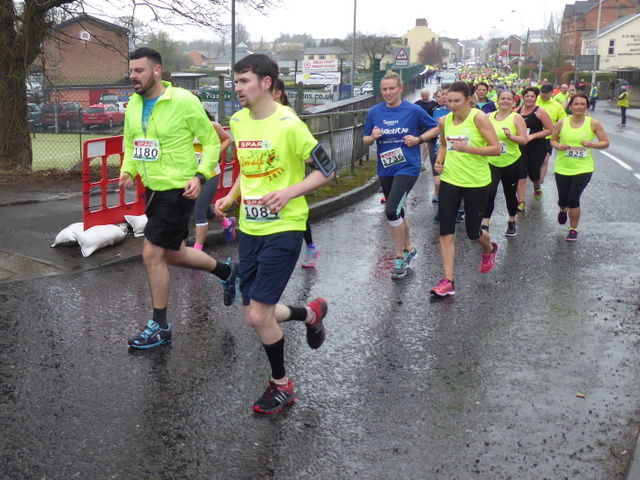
[230, 104, 318, 236]
[441, 109, 491, 187]
[555, 116, 595, 176]
[488, 111, 520, 168]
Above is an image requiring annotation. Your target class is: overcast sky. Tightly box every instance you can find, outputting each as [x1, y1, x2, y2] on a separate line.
[156, 0, 571, 44]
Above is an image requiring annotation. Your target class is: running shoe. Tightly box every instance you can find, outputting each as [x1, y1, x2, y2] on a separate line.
[128, 320, 172, 349]
[517, 201, 526, 212]
[380, 196, 387, 204]
[306, 297, 327, 349]
[505, 221, 517, 237]
[430, 278, 455, 297]
[391, 257, 407, 279]
[253, 379, 296, 414]
[433, 213, 440, 224]
[455, 208, 465, 223]
[301, 245, 320, 268]
[617, 123, 626, 127]
[432, 195, 438, 203]
[421, 164, 427, 171]
[223, 217, 237, 243]
[534, 188, 543, 200]
[479, 242, 499, 274]
[565, 229, 578, 242]
[404, 247, 418, 268]
[220, 257, 239, 306]
[557, 209, 568, 225]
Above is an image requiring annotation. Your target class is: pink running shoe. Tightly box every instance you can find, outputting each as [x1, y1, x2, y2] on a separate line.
[430, 278, 455, 297]
[479, 242, 499, 274]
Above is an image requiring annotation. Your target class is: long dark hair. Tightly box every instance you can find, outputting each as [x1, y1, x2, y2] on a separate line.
[274, 78, 291, 107]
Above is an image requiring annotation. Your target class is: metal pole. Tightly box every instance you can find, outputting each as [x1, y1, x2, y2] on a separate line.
[230, 0, 236, 120]
[591, 0, 603, 86]
[351, 0, 356, 98]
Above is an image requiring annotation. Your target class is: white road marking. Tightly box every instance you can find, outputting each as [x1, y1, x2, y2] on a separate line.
[601, 151, 633, 170]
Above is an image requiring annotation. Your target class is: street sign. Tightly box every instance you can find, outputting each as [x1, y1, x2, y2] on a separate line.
[394, 48, 410, 67]
[295, 72, 341, 86]
[576, 54, 599, 70]
[302, 59, 339, 72]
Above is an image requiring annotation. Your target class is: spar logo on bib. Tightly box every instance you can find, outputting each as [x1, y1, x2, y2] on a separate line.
[238, 140, 272, 149]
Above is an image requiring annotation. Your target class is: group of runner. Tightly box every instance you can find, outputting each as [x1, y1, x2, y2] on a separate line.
[120, 49, 334, 416]
[364, 72, 609, 297]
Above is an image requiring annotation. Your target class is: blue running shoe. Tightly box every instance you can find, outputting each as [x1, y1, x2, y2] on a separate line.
[128, 320, 172, 349]
[220, 257, 239, 306]
[404, 247, 418, 268]
[391, 257, 407, 279]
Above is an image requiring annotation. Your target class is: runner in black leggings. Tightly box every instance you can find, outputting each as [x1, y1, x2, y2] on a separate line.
[482, 90, 528, 237]
[515, 87, 552, 212]
[363, 71, 438, 279]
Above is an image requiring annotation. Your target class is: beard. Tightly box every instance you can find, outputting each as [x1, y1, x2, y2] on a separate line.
[133, 77, 157, 97]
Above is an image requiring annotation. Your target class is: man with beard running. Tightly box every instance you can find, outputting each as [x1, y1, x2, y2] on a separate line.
[119, 47, 239, 349]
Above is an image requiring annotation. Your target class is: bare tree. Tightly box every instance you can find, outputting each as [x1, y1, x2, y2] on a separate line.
[0, 0, 277, 172]
[418, 39, 444, 66]
[539, 13, 564, 84]
[353, 33, 397, 72]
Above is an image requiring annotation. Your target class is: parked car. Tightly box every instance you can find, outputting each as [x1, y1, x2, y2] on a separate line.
[27, 103, 41, 131]
[83, 104, 126, 129]
[440, 72, 457, 85]
[360, 81, 373, 95]
[41, 102, 83, 130]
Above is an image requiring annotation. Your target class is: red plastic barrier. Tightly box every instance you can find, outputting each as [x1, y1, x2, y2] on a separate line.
[82, 134, 239, 230]
[82, 135, 145, 230]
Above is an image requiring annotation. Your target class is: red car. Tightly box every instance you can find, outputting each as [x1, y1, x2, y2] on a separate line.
[83, 104, 125, 129]
[41, 102, 83, 130]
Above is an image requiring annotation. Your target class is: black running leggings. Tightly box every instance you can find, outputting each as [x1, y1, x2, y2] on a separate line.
[438, 181, 489, 240]
[555, 172, 592, 209]
[378, 175, 418, 221]
[484, 160, 520, 219]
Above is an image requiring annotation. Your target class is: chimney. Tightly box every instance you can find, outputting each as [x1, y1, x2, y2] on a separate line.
[416, 18, 428, 27]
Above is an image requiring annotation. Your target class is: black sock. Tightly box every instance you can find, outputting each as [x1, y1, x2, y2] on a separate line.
[285, 306, 308, 322]
[211, 262, 231, 280]
[263, 337, 285, 380]
[153, 307, 168, 329]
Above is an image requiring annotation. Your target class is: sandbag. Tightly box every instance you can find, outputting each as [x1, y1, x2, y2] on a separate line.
[51, 222, 84, 247]
[124, 214, 148, 237]
[73, 224, 128, 257]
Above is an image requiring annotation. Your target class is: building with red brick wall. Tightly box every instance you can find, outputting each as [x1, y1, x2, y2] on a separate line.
[38, 14, 129, 86]
[561, 0, 639, 57]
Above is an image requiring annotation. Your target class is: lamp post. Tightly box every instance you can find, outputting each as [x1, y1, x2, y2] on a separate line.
[351, 0, 356, 98]
[510, 10, 524, 79]
[590, 0, 603, 87]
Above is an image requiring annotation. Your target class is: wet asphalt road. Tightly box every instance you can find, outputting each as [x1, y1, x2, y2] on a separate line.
[2, 108, 640, 479]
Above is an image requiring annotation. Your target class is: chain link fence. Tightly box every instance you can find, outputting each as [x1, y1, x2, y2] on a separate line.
[30, 86, 378, 175]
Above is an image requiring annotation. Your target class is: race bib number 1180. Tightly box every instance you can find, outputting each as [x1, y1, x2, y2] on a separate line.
[133, 139, 160, 161]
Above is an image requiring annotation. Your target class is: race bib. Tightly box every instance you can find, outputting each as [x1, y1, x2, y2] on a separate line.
[380, 147, 407, 168]
[567, 147, 587, 158]
[499, 141, 507, 154]
[243, 197, 280, 222]
[446, 135, 470, 151]
[133, 139, 160, 162]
